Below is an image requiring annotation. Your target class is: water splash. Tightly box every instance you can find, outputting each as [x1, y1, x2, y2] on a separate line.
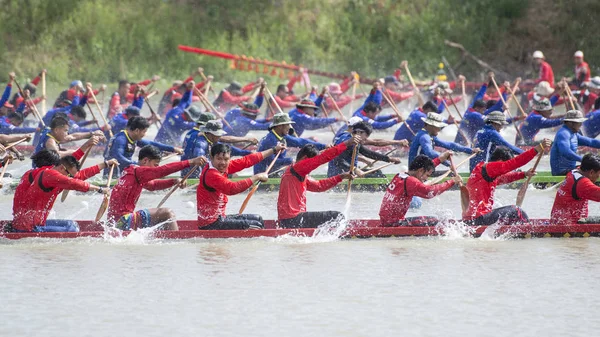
[98, 220, 173, 245]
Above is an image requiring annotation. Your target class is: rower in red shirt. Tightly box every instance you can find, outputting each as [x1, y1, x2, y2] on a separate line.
[551, 153, 600, 223]
[197, 142, 286, 230]
[379, 152, 461, 226]
[463, 138, 552, 225]
[277, 135, 360, 228]
[11, 151, 114, 232]
[108, 145, 206, 231]
[529, 50, 555, 87]
[572, 51, 591, 89]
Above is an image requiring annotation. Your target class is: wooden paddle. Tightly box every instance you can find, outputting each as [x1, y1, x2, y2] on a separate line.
[360, 162, 395, 177]
[403, 62, 425, 106]
[161, 152, 179, 161]
[41, 71, 46, 116]
[144, 96, 163, 128]
[346, 144, 360, 201]
[563, 81, 579, 111]
[264, 86, 284, 114]
[516, 146, 544, 207]
[490, 76, 524, 141]
[193, 87, 234, 130]
[347, 74, 358, 120]
[382, 89, 416, 136]
[156, 165, 200, 208]
[88, 88, 113, 138]
[0, 155, 13, 189]
[360, 148, 397, 170]
[86, 103, 105, 131]
[320, 102, 337, 136]
[95, 163, 116, 222]
[4, 137, 30, 151]
[440, 98, 470, 146]
[238, 151, 281, 214]
[13, 79, 45, 127]
[328, 94, 349, 122]
[449, 156, 469, 214]
[461, 77, 467, 111]
[426, 153, 476, 185]
[60, 147, 92, 202]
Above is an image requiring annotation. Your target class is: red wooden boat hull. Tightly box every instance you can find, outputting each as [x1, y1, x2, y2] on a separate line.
[2, 219, 599, 240]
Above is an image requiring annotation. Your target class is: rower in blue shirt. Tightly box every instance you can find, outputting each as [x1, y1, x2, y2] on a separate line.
[550, 110, 600, 175]
[328, 120, 400, 178]
[395, 102, 452, 142]
[289, 98, 339, 137]
[408, 112, 480, 169]
[336, 101, 399, 136]
[470, 111, 524, 170]
[254, 113, 327, 175]
[352, 82, 384, 115]
[582, 98, 600, 138]
[180, 112, 254, 178]
[519, 96, 564, 145]
[104, 116, 182, 175]
[0, 112, 37, 134]
[154, 82, 194, 146]
[223, 100, 270, 137]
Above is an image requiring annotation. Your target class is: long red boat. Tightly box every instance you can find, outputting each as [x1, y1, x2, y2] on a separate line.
[2, 219, 599, 240]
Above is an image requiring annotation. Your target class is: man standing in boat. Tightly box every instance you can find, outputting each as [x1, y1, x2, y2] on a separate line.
[197, 142, 286, 230]
[277, 135, 361, 228]
[550, 110, 600, 176]
[108, 145, 207, 231]
[463, 139, 552, 226]
[551, 153, 600, 224]
[379, 152, 461, 226]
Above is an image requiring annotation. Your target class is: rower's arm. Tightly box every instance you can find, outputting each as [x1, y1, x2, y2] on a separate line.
[44, 171, 91, 192]
[434, 137, 473, 155]
[358, 146, 391, 162]
[577, 133, 600, 149]
[554, 132, 582, 162]
[144, 178, 177, 191]
[492, 131, 524, 154]
[496, 171, 526, 185]
[578, 178, 600, 202]
[229, 152, 264, 174]
[410, 177, 455, 199]
[471, 84, 487, 108]
[205, 169, 253, 195]
[306, 175, 342, 192]
[0, 83, 11, 107]
[137, 160, 190, 185]
[485, 148, 538, 178]
[294, 142, 348, 177]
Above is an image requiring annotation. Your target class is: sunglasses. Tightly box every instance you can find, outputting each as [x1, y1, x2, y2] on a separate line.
[61, 164, 76, 178]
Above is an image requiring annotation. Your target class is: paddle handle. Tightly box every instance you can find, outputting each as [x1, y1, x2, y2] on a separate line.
[382, 89, 416, 136]
[361, 162, 394, 177]
[328, 93, 348, 122]
[86, 103, 104, 131]
[403, 63, 425, 106]
[346, 144, 360, 198]
[88, 89, 113, 138]
[238, 151, 281, 214]
[0, 157, 11, 188]
[426, 153, 476, 185]
[13, 79, 45, 127]
[60, 146, 92, 202]
[490, 77, 524, 141]
[4, 137, 29, 151]
[361, 148, 397, 170]
[265, 86, 284, 115]
[440, 99, 470, 146]
[41, 71, 46, 116]
[157, 165, 200, 208]
[516, 147, 544, 207]
[320, 102, 337, 136]
[145, 97, 163, 127]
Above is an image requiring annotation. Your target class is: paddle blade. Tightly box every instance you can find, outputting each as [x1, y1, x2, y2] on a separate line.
[95, 196, 109, 222]
[238, 184, 260, 215]
[60, 190, 70, 203]
[460, 185, 470, 215]
[515, 182, 528, 207]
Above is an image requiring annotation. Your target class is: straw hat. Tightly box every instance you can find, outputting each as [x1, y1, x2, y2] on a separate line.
[535, 81, 554, 96]
[421, 112, 447, 128]
[201, 120, 227, 136]
[563, 110, 587, 123]
[240, 102, 260, 115]
[269, 113, 295, 128]
[485, 111, 509, 125]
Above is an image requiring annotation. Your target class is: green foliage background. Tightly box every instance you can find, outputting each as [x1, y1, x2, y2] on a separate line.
[0, 0, 596, 84]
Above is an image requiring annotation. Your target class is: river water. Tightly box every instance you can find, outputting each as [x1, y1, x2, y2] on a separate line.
[2, 96, 599, 336]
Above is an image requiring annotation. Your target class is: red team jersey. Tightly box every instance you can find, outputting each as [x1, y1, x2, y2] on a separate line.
[551, 170, 600, 223]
